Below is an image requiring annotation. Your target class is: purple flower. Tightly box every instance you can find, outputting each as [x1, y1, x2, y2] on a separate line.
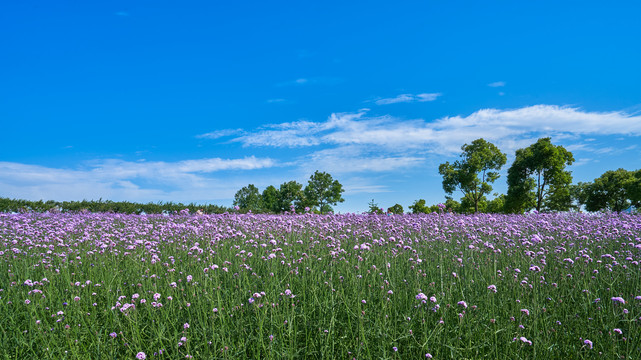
[521, 309, 530, 316]
[487, 284, 497, 293]
[611, 297, 625, 304]
[110, 332, 117, 338]
[457, 301, 468, 309]
[584, 339, 593, 349]
[416, 293, 428, 301]
[519, 336, 532, 345]
[393, 347, 398, 352]
[136, 352, 146, 359]
[613, 328, 622, 335]
[184, 323, 189, 329]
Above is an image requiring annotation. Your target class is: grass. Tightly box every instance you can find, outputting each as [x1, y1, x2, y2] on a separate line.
[0, 211, 639, 359]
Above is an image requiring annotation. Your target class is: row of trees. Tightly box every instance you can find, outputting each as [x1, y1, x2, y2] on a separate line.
[574, 168, 641, 212]
[0, 197, 229, 214]
[412, 137, 639, 214]
[233, 171, 345, 214]
[437, 137, 575, 213]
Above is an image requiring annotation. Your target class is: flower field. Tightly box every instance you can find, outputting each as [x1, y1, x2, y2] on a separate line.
[1, 211, 640, 359]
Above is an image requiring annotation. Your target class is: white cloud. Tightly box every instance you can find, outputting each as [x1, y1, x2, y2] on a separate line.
[226, 105, 641, 157]
[0, 157, 277, 204]
[488, 81, 506, 87]
[301, 146, 425, 174]
[376, 93, 441, 105]
[196, 129, 244, 139]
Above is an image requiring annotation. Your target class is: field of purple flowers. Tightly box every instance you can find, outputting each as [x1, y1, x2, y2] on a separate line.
[1, 211, 640, 359]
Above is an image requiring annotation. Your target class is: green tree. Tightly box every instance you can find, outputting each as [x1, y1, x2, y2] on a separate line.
[486, 194, 506, 213]
[570, 182, 590, 211]
[629, 170, 641, 208]
[583, 168, 636, 212]
[368, 199, 384, 214]
[505, 138, 574, 213]
[261, 185, 280, 213]
[387, 204, 404, 214]
[233, 184, 262, 212]
[408, 199, 430, 214]
[303, 171, 344, 214]
[438, 138, 507, 213]
[278, 181, 303, 212]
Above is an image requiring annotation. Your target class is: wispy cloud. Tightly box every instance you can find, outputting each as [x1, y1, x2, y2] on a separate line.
[375, 93, 441, 105]
[276, 77, 342, 87]
[488, 81, 506, 87]
[196, 129, 244, 139]
[225, 105, 641, 156]
[302, 146, 425, 174]
[0, 156, 278, 203]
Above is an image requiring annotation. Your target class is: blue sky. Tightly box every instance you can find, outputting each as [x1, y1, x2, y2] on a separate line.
[1, 0, 640, 213]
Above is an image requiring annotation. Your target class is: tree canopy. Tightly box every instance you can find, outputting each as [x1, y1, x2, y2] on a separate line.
[438, 138, 507, 212]
[505, 138, 574, 213]
[303, 171, 345, 214]
[233, 184, 262, 212]
[278, 181, 304, 213]
[580, 168, 639, 212]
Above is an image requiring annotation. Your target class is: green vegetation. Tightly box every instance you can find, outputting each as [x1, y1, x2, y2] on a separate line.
[505, 138, 574, 213]
[233, 171, 345, 214]
[0, 197, 228, 214]
[1, 212, 639, 359]
[439, 138, 507, 213]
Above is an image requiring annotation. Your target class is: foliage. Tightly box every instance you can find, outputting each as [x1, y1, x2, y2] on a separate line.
[505, 138, 574, 213]
[582, 168, 639, 212]
[303, 171, 345, 214]
[2, 212, 639, 358]
[485, 194, 506, 214]
[261, 185, 280, 213]
[630, 170, 641, 207]
[233, 184, 263, 212]
[387, 203, 404, 214]
[570, 182, 591, 211]
[438, 138, 507, 213]
[367, 199, 384, 214]
[277, 181, 304, 213]
[0, 197, 229, 214]
[408, 199, 431, 214]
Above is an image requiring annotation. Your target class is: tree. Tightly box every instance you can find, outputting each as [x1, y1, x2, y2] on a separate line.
[570, 182, 591, 211]
[303, 171, 344, 214]
[261, 185, 280, 213]
[438, 138, 507, 213]
[486, 194, 506, 213]
[387, 204, 404, 214]
[629, 170, 641, 208]
[278, 181, 303, 212]
[583, 169, 636, 212]
[233, 184, 262, 212]
[505, 138, 574, 213]
[408, 199, 430, 214]
[368, 199, 384, 214]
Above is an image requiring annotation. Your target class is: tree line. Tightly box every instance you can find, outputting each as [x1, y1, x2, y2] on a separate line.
[403, 137, 640, 214]
[232, 170, 345, 214]
[0, 198, 229, 214]
[1, 139, 638, 215]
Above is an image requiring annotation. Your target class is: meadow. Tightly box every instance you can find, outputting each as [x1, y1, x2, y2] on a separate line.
[0, 211, 639, 359]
